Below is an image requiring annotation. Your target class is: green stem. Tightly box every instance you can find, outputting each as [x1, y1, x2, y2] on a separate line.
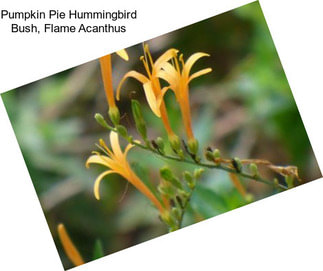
[101, 125, 288, 190]
[131, 140, 288, 190]
[178, 188, 195, 229]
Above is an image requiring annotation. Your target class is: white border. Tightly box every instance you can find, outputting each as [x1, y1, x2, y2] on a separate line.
[1, 0, 323, 270]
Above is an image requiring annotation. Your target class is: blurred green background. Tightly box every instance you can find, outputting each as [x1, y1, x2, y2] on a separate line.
[1, 1, 321, 269]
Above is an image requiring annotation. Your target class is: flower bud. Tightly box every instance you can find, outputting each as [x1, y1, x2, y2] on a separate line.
[188, 138, 199, 155]
[194, 168, 205, 180]
[116, 125, 128, 139]
[156, 137, 165, 151]
[178, 189, 190, 200]
[244, 193, 254, 203]
[160, 167, 183, 189]
[249, 163, 259, 177]
[213, 149, 221, 159]
[160, 167, 173, 181]
[183, 171, 193, 183]
[94, 113, 111, 129]
[205, 149, 214, 161]
[157, 182, 175, 198]
[108, 106, 120, 126]
[171, 207, 181, 220]
[169, 134, 181, 153]
[131, 100, 147, 140]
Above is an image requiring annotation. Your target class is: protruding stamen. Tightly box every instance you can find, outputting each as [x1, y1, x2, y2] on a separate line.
[140, 55, 152, 78]
[179, 54, 185, 69]
[144, 43, 154, 69]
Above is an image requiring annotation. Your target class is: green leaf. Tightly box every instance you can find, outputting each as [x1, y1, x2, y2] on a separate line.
[92, 239, 104, 260]
[191, 185, 229, 218]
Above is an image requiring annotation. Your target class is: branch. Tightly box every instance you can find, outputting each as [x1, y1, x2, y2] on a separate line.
[94, 118, 288, 191]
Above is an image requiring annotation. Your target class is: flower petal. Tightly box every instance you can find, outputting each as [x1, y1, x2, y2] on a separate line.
[157, 86, 171, 109]
[99, 54, 115, 107]
[143, 81, 161, 117]
[109, 131, 124, 160]
[57, 224, 84, 266]
[157, 62, 178, 87]
[94, 170, 115, 200]
[86, 154, 113, 168]
[115, 49, 129, 61]
[184, 52, 210, 78]
[116, 71, 149, 100]
[188, 68, 212, 83]
[124, 143, 134, 158]
[154, 48, 179, 71]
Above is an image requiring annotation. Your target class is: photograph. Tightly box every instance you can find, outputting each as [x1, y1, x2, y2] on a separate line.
[1, 1, 320, 269]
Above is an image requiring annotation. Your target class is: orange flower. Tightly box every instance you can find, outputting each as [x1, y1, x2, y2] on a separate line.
[117, 44, 177, 138]
[99, 49, 128, 124]
[57, 224, 84, 267]
[158, 52, 212, 153]
[86, 131, 165, 213]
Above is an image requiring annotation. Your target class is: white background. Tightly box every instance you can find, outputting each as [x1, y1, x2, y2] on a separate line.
[1, 0, 323, 270]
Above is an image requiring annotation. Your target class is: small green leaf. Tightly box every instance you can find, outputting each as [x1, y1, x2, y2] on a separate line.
[92, 239, 104, 260]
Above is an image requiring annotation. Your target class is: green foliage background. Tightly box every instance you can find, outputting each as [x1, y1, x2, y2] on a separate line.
[1, 2, 320, 269]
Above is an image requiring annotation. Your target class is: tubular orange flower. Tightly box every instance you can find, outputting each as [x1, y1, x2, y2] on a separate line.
[86, 131, 165, 213]
[57, 224, 84, 267]
[158, 52, 212, 152]
[117, 44, 177, 137]
[99, 49, 129, 124]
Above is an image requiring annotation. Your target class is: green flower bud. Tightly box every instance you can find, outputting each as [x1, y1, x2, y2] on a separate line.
[131, 100, 147, 140]
[160, 167, 183, 189]
[156, 137, 165, 151]
[205, 149, 214, 161]
[116, 125, 128, 139]
[213, 149, 221, 159]
[160, 167, 174, 181]
[160, 211, 176, 227]
[171, 207, 181, 220]
[169, 134, 182, 155]
[183, 171, 193, 183]
[178, 189, 190, 200]
[108, 106, 120, 126]
[157, 182, 175, 198]
[249, 163, 259, 177]
[94, 113, 111, 129]
[244, 193, 254, 203]
[194, 168, 205, 180]
[188, 138, 199, 155]
[183, 171, 195, 189]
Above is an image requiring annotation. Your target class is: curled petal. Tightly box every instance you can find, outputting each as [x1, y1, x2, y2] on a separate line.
[143, 81, 161, 117]
[85, 154, 114, 169]
[154, 48, 179, 71]
[57, 224, 84, 266]
[184, 52, 210, 78]
[116, 71, 149, 100]
[94, 170, 115, 200]
[189, 68, 212, 83]
[115, 49, 129, 61]
[124, 143, 134, 158]
[157, 62, 178, 87]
